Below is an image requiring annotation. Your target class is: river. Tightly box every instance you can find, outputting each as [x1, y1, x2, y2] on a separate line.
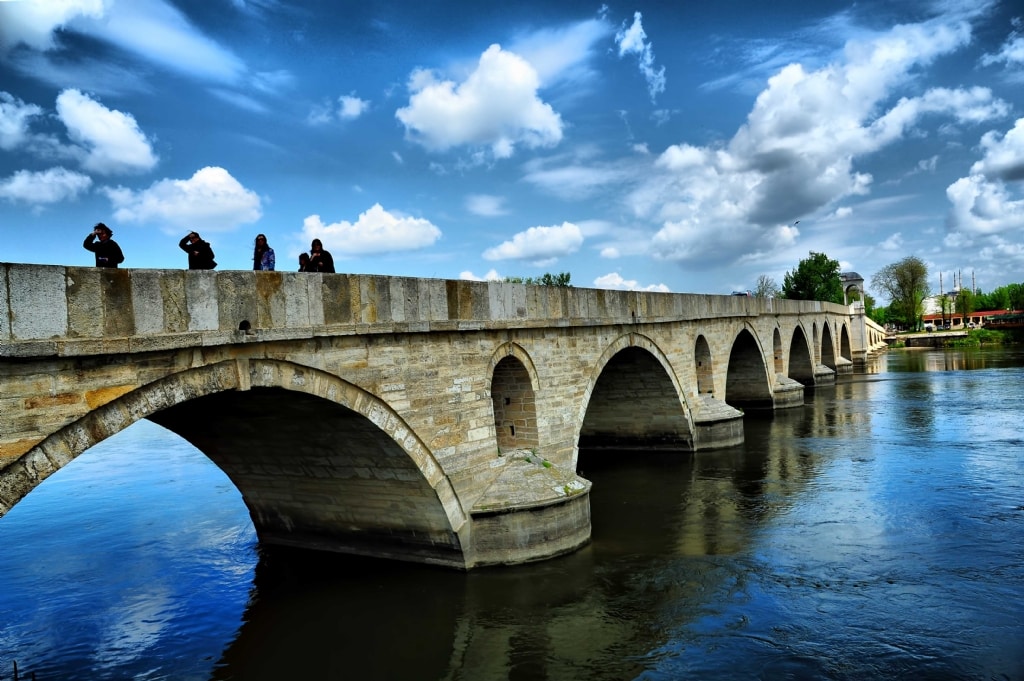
[1, 348, 1022, 680]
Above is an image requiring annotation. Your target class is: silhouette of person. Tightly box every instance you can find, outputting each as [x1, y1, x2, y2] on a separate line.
[298, 252, 311, 272]
[253, 234, 275, 271]
[308, 238, 335, 273]
[82, 223, 124, 268]
[178, 231, 217, 270]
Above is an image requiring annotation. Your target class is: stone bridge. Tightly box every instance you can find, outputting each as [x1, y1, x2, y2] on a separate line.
[0, 263, 886, 569]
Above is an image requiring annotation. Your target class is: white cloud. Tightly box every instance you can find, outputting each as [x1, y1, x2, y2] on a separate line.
[459, 269, 504, 281]
[0, 167, 92, 204]
[301, 203, 442, 255]
[970, 117, 1024, 181]
[833, 206, 854, 219]
[465, 194, 508, 217]
[507, 15, 612, 88]
[483, 222, 583, 262]
[593, 272, 670, 292]
[395, 44, 563, 159]
[880, 232, 904, 250]
[624, 14, 1005, 268]
[0, 91, 43, 150]
[0, 0, 105, 53]
[338, 94, 370, 120]
[103, 166, 262, 230]
[615, 12, 665, 102]
[600, 246, 620, 258]
[56, 89, 158, 174]
[944, 118, 1024, 238]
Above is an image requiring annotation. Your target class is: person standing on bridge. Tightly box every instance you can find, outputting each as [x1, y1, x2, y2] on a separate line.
[178, 231, 217, 270]
[308, 238, 335, 273]
[82, 223, 124, 268]
[252, 234, 275, 271]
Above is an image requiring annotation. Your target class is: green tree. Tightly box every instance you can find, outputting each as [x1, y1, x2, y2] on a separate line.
[504, 272, 572, 287]
[754, 274, 781, 298]
[871, 256, 929, 330]
[781, 252, 843, 303]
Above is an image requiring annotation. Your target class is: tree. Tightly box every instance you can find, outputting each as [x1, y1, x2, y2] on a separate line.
[781, 252, 843, 303]
[754, 274, 780, 298]
[871, 256, 928, 330]
[504, 272, 572, 287]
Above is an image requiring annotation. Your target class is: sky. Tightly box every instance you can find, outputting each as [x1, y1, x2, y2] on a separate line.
[1, 0, 1023, 300]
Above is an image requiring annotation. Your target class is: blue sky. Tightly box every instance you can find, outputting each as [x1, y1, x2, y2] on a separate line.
[1, 0, 1022, 299]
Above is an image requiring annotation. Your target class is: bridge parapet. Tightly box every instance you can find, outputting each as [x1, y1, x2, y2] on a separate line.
[1, 263, 845, 357]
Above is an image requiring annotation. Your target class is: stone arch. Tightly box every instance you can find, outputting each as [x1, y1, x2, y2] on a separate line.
[487, 343, 539, 453]
[812, 321, 819, 363]
[839, 323, 852, 361]
[2, 359, 470, 567]
[575, 333, 694, 460]
[788, 325, 815, 385]
[725, 327, 773, 410]
[821, 322, 837, 370]
[694, 334, 714, 396]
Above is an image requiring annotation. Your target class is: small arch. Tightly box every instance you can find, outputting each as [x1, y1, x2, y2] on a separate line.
[839, 323, 852, 361]
[772, 327, 784, 375]
[488, 343, 539, 453]
[695, 334, 714, 396]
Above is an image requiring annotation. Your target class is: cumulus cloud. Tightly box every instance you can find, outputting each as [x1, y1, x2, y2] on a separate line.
[981, 22, 1024, 71]
[459, 269, 504, 281]
[615, 12, 665, 102]
[338, 94, 370, 120]
[302, 203, 442, 255]
[0, 92, 44, 150]
[624, 16, 1008, 268]
[482, 222, 583, 264]
[56, 89, 158, 174]
[0, 167, 92, 204]
[103, 166, 262, 230]
[593, 272, 670, 292]
[944, 118, 1024, 238]
[395, 44, 563, 159]
[465, 194, 508, 217]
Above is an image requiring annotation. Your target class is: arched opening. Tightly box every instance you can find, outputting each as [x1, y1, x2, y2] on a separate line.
[788, 326, 815, 385]
[491, 355, 539, 453]
[149, 386, 462, 561]
[772, 328, 784, 375]
[839, 324, 852, 361]
[821, 323, 837, 370]
[579, 346, 692, 451]
[725, 329, 773, 410]
[695, 335, 714, 396]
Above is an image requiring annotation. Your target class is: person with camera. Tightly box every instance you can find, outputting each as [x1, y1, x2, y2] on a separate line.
[178, 231, 217, 270]
[82, 223, 124, 268]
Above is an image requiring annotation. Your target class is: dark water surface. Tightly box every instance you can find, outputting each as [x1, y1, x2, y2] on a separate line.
[2, 348, 1023, 680]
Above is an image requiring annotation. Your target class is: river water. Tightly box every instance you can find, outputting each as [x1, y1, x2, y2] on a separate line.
[1, 348, 1022, 680]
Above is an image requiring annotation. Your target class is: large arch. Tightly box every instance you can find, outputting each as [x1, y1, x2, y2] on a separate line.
[576, 333, 694, 457]
[839, 323, 852, 361]
[725, 328, 773, 410]
[488, 343, 540, 453]
[3, 359, 470, 567]
[788, 326, 815, 386]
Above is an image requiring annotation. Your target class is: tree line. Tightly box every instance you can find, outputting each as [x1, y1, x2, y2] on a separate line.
[755, 252, 1024, 331]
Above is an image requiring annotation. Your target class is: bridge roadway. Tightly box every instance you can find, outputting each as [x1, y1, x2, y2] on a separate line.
[0, 263, 887, 569]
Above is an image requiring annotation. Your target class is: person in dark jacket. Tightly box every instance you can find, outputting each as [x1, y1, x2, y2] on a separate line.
[83, 223, 124, 268]
[308, 238, 335, 273]
[179, 231, 217, 270]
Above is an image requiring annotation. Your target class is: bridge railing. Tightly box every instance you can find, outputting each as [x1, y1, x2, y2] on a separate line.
[1, 263, 847, 357]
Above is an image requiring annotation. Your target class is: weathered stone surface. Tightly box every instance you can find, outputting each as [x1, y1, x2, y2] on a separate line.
[0, 262, 884, 569]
